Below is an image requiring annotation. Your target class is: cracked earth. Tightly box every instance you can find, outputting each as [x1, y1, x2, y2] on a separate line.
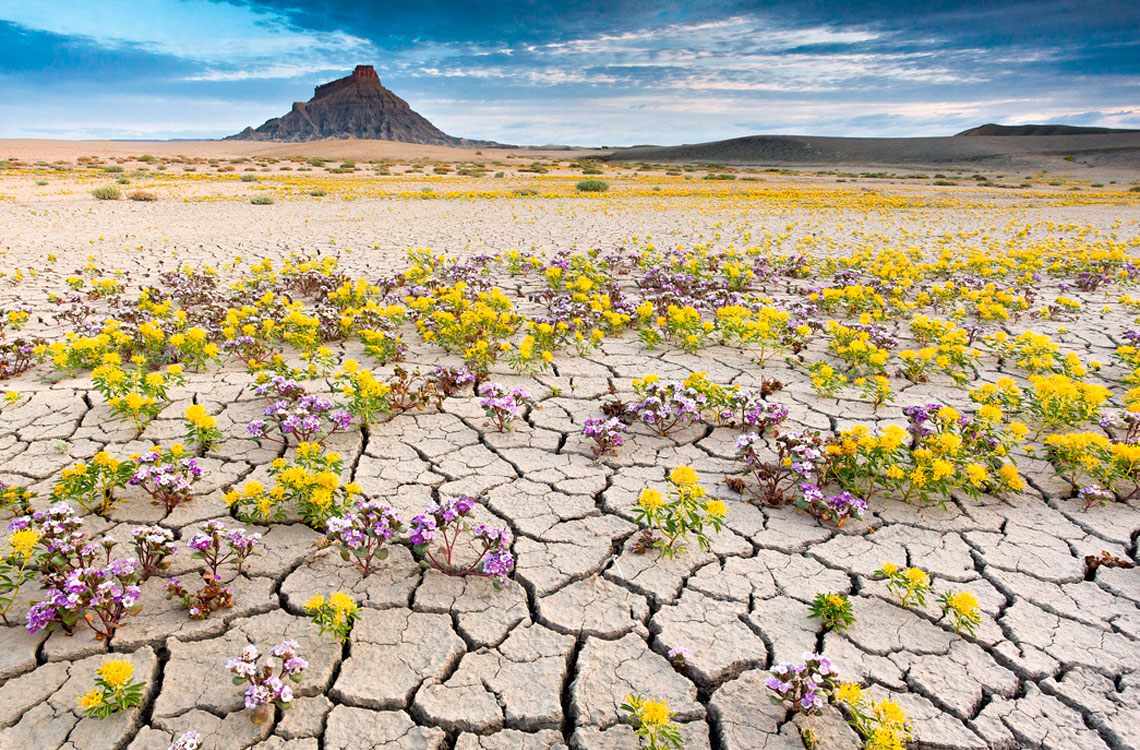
[0, 171, 1138, 750]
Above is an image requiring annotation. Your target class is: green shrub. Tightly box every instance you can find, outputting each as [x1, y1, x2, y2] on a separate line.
[511, 188, 538, 196]
[117, 177, 130, 184]
[250, 195, 274, 205]
[240, 174, 259, 182]
[35, 180, 47, 186]
[575, 179, 609, 193]
[91, 186, 122, 200]
[581, 167, 603, 175]
[102, 166, 124, 173]
[308, 189, 328, 197]
[128, 191, 157, 202]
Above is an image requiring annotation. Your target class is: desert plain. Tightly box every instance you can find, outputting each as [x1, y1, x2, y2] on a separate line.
[0, 140, 1138, 750]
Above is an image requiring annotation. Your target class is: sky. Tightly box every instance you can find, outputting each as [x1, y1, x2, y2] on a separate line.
[0, 0, 1137, 145]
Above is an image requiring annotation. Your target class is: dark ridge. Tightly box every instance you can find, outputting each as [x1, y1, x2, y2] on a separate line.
[956, 123, 1140, 136]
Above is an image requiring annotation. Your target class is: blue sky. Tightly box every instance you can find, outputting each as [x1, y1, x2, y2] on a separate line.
[0, 0, 1137, 144]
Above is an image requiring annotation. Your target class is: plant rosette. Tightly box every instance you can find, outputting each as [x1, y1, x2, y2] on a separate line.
[410, 496, 515, 586]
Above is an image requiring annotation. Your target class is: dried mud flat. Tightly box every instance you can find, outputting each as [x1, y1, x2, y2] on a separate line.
[0, 159, 1138, 750]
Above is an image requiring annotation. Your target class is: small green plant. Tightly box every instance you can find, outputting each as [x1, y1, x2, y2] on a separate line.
[938, 590, 983, 636]
[91, 186, 122, 200]
[240, 173, 259, 182]
[250, 195, 274, 205]
[632, 466, 726, 559]
[875, 562, 931, 608]
[308, 188, 328, 197]
[621, 694, 682, 750]
[575, 179, 609, 192]
[303, 591, 359, 643]
[0, 527, 39, 625]
[78, 659, 146, 719]
[807, 592, 855, 631]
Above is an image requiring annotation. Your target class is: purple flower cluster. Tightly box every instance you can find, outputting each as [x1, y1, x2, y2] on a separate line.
[129, 449, 203, 511]
[478, 382, 533, 432]
[187, 519, 260, 579]
[168, 732, 202, 750]
[131, 524, 177, 580]
[740, 397, 789, 432]
[765, 652, 838, 715]
[1100, 411, 1140, 443]
[1078, 484, 1115, 510]
[227, 641, 307, 718]
[411, 496, 514, 585]
[27, 558, 142, 639]
[410, 495, 477, 546]
[734, 432, 826, 506]
[430, 364, 476, 391]
[325, 500, 405, 578]
[905, 402, 966, 439]
[249, 392, 352, 444]
[582, 417, 626, 457]
[798, 483, 868, 525]
[626, 380, 706, 435]
[474, 525, 515, 581]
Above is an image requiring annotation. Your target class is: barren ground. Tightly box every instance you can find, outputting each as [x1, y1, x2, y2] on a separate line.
[0, 150, 1138, 750]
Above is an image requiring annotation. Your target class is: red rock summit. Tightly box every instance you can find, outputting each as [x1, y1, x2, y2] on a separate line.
[226, 65, 489, 146]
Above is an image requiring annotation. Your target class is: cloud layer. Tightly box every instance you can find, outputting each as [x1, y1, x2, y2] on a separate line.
[0, 0, 1136, 143]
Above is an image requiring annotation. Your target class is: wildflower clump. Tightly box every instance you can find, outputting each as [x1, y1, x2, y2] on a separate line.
[91, 360, 186, 432]
[78, 659, 146, 719]
[165, 520, 259, 619]
[582, 416, 626, 457]
[808, 592, 855, 631]
[320, 497, 406, 576]
[303, 591, 358, 642]
[620, 694, 682, 750]
[766, 653, 839, 714]
[128, 444, 203, 511]
[410, 496, 515, 586]
[183, 403, 222, 449]
[52, 451, 134, 514]
[938, 589, 983, 636]
[834, 683, 913, 750]
[632, 466, 726, 559]
[227, 641, 307, 724]
[478, 382, 533, 431]
[226, 443, 359, 529]
[876, 562, 931, 608]
[1, 526, 40, 625]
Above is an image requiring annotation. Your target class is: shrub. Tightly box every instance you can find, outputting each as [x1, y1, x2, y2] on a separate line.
[250, 196, 274, 205]
[308, 188, 328, 197]
[91, 186, 122, 200]
[240, 174, 259, 182]
[575, 179, 609, 192]
[102, 166, 124, 173]
[127, 190, 157, 202]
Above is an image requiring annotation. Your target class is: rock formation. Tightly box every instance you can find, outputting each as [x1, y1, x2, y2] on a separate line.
[226, 65, 493, 146]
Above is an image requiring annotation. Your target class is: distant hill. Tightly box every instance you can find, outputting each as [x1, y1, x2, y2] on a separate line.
[226, 66, 503, 147]
[956, 123, 1140, 136]
[603, 131, 1140, 169]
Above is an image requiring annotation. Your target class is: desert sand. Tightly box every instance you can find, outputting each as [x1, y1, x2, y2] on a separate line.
[0, 146, 1137, 750]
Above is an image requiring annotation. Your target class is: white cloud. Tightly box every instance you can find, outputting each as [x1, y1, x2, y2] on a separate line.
[0, 0, 376, 79]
